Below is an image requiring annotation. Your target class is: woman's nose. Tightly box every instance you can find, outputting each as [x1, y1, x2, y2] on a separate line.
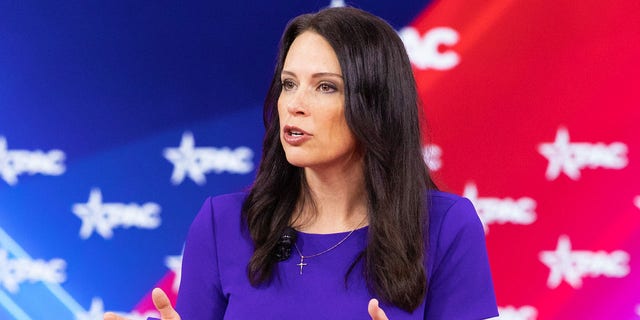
[286, 89, 308, 116]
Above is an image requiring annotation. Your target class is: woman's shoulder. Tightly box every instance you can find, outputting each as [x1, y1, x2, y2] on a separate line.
[424, 190, 498, 318]
[193, 191, 249, 227]
[209, 191, 249, 206]
[427, 189, 482, 232]
[427, 189, 471, 212]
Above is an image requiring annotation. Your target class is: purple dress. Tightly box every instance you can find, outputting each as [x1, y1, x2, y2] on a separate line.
[174, 191, 498, 319]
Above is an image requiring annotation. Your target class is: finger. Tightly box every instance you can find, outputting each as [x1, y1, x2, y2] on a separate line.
[152, 288, 181, 320]
[103, 311, 127, 320]
[368, 299, 389, 320]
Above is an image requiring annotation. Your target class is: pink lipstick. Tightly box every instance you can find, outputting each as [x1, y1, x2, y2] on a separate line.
[282, 125, 312, 146]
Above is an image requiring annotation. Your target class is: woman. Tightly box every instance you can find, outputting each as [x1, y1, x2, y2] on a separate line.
[106, 6, 498, 320]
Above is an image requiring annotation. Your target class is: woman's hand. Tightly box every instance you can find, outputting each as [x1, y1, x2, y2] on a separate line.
[368, 299, 389, 320]
[103, 288, 181, 320]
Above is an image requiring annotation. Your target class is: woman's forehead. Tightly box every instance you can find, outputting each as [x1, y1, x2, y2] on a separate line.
[282, 31, 342, 76]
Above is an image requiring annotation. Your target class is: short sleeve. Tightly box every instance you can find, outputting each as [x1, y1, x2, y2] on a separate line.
[175, 197, 227, 319]
[425, 197, 498, 319]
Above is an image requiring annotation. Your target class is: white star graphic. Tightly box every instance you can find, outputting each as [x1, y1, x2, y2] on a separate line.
[164, 132, 207, 185]
[538, 127, 580, 180]
[634, 196, 640, 210]
[0, 137, 18, 185]
[165, 253, 183, 293]
[329, 0, 346, 7]
[423, 144, 442, 171]
[72, 189, 113, 239]
[75, 297, 105, 320]
[635, 304, 640, 317]
[539, 235, 583, 289]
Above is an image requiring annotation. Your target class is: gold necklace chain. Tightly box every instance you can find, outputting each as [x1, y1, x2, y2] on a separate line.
[293, 216, 367, 275]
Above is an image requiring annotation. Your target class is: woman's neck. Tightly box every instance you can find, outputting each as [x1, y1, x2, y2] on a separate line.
[294, 163, 368, 234]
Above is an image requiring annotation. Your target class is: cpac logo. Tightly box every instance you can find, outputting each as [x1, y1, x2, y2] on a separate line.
[399, 27, 460, 71]
[0, 249, 66, 293]
[72, 188, 161, 240]
[76, 297, 159, 320]
[422, 144, 442, 171]
[0, 136, 65, 186]
[539, 235, 629, 289]
[496, 305, 537, 320]
[463, 183, 537, 232]
[164, 132, 254, 185]
[538, 127, 627, 180]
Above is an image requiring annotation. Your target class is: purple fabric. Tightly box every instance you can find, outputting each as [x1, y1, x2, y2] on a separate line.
[173, 191, 498, 319]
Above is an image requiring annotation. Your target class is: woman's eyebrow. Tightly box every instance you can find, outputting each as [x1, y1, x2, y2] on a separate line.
[281, 70, 343, 79]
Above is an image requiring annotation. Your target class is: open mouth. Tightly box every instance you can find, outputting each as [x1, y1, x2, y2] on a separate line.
[282, 125, 311, 145]
[284, 125, 310, 136]
[288, 130, 303, 136]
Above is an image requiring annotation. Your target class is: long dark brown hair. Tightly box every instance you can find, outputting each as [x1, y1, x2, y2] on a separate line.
[241, 6, 436, 312]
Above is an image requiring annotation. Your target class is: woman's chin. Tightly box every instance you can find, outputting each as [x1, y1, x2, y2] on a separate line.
[284, 155, 308, 168]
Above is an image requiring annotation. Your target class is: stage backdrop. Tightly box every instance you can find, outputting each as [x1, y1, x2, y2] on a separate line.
[1, 1, 638, 319]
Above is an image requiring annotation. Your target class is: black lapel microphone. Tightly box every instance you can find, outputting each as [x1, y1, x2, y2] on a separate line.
[274, 227, 297, 261]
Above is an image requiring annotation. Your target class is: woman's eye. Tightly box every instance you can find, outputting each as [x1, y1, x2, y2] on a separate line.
[282, 79, 296, 91]
[318, 83, 336, 93]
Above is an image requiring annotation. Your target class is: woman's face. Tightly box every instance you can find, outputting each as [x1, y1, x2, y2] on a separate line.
[278, 31, 360, 171]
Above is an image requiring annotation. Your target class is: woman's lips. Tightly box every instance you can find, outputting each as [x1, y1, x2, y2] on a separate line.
[283, 125, 312, 146]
